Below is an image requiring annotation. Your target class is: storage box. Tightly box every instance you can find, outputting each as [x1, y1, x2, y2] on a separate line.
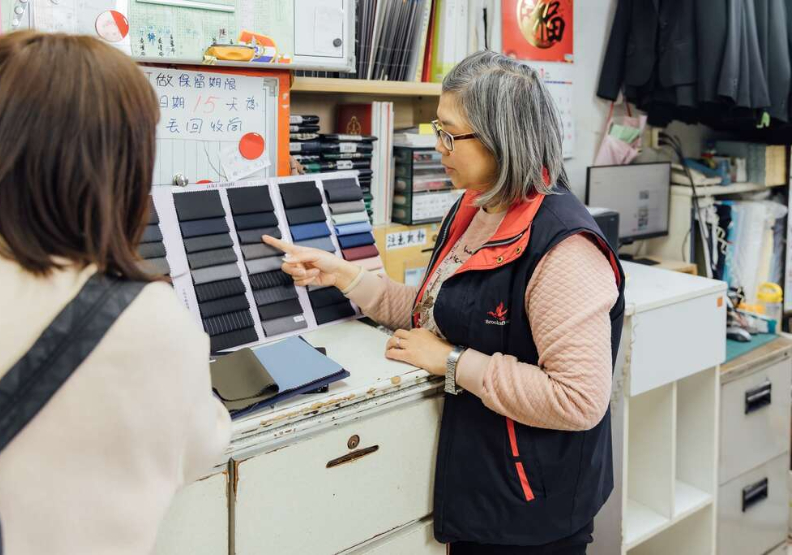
[392, 146, 463, 224]
[373, 222, 441, 284]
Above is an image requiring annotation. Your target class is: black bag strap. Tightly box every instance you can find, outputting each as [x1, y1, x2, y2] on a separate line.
[0, 273, 145, 454]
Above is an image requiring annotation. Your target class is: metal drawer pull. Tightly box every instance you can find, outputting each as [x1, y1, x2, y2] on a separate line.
[742, 478, 769, 512]
[326, 445, 379, 469]
[745, 381, 772, 414]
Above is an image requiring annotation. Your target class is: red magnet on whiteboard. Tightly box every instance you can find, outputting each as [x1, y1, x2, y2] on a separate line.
[95, 10, 129, 43]
[239, 133, 265, 160]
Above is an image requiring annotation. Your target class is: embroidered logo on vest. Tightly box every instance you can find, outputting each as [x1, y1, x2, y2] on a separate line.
[485, 302, 509, 326]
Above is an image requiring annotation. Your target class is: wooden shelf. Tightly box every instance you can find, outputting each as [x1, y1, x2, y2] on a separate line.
[291, 77, 442, 97]
[671, 181, 787, 198]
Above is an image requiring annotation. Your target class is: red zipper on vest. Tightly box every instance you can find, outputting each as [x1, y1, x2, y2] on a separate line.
[506, 417, 535, 502]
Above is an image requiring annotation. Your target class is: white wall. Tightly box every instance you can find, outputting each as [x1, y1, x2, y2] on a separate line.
[565, 0, 707, 199]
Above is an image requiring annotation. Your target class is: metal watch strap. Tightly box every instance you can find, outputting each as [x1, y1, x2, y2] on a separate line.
[445, 345, 465, 395]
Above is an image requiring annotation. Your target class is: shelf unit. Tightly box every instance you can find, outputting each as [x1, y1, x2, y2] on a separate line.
[622, 367, 719, 553]
[289, 78, 441, 135]
[670, 181, 787, 197]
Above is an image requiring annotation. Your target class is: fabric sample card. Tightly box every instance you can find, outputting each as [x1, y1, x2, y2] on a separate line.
[202, 309, 254, 336]
[210, 327, 258, 354]
[241, 243, 283, 260]
[184, 233, 234, 254]
[180, 217, 229, 239]
[187, 247, 238, 270]
[289, 222, 331, 241]
[147, 203, 159, 225]
[191, 262, 241, 285]
[337, 232, 375, 249]
[285, 206, 327, 226]
[329, 200, 366, 215]
[331, 211, 369, 226]
[249, 270, 292, 290]
[174, 190, 225, 221]
[198, 294, 250, 319]
[210, 348, 279, 407]
[358, 256, 384, 271]
[138, 241, 166, 259]
[295, 236, 336, 253]
[195, 277, 246, 303]
[257, 299, 303, 321]
[137, 257, 169, 275]
[323, 177, 358, 189]
[324, 185, 363, 203]
[280, 181, 323, 209]
[342, 244, 379, 261]
[334, 221, 373, 236]
[227, 186, 274, 215]
[308, 287, 347, 309]
[245, 256, 284, 275]
[238, 226, 281, 245]
[313, 301, 356, 325]
[261, 314, 308, 336]
[253, 285, 298, 306]
[234, 212, 278, 231]
[141, 224, 163, 243]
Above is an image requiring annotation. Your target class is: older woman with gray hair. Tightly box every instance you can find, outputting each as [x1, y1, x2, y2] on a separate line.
[265, 51, 625, 554]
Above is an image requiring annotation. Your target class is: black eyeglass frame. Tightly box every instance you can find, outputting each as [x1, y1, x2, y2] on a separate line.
[431, 119, 477, 152]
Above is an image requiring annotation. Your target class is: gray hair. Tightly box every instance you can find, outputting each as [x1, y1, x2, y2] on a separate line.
[442, 50, 568, 208]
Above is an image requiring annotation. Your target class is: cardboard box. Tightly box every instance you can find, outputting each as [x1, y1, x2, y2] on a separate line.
[373, 222, 442, 283]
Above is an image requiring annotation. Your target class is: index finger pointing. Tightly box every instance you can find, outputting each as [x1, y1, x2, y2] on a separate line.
[262, 235, 296, 253]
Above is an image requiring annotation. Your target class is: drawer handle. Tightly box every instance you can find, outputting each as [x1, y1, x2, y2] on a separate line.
[745, 381, 772, 414]
[742, 478, 769, 512]
[326, 445, 379, 469]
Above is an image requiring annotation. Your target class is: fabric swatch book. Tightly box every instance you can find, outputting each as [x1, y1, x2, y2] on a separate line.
[221, 336, 349, 418]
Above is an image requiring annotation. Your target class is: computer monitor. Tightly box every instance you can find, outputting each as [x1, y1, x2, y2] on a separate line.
[585, 162, 671, 245]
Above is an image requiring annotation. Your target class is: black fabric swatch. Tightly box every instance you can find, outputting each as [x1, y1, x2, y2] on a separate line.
[324, 185, 363, 203]
[308, 287, 347, 309]
[237, 226, 281, 244]
[227, 186, 274, 215]
[234, 212, 279, 231]
[313, 301, 355, 325]
[141, 225, 163, 243]
[180, 217, 229, 238]
[253, 285, 298, 306]
[202, 309, 255, 337]
[195, 277, 246, 303]
[147, 203, 159, 224]
[285, 206, 327, 226]
[257, 299, 303, 321]
[187, 247, 238, 270]
[280, 182, 323, 209]
[241, 243, 283, 260]
[138, 241, 166, 259]
[199, 294, 250, 318]
[249, 270, 292, 290]
[183, 233, 234, 253]
[210, 327, 258, 354]
[174, 190, 225, 221]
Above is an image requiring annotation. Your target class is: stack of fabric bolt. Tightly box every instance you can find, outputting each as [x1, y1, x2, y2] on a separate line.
[289, 115, 322, 168]
[137, 203, 170, 276]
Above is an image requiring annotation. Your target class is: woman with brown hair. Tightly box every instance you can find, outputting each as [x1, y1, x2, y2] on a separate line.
[0, 31, 230, 554]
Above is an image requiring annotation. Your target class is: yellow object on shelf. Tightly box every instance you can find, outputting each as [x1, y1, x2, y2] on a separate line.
[757, 282, 783, 329]
[204, 45, 256, 62]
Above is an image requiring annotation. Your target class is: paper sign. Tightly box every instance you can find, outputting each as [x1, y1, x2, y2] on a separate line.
[220, 143, 270, 182]
[411, 191, 464, 222]
[385, 229, 428, 250]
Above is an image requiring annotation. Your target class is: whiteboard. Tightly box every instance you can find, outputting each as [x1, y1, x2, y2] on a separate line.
[144, 67, 279, 186]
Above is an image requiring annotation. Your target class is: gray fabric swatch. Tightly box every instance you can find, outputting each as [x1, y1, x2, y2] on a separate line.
[138, 257, 170, 275]
[295, 236, 336, 252]
[138, 242, 166, 259]
[331, 211, 369, 226]
[187, 247, 238, 270]
[253, 285, 298, 306]
[184, 233, 233, 254]
[329, 200, 366, 214]
[245, 256, 284, 275]
[261, 314, 308, 336]
[192, 262, 241, 285]
[241, 243, 283, 260]
[238, 226, 281, 245]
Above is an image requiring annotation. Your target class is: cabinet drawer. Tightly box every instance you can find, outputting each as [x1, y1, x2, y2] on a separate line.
[234, 396, 443, 555]
[717, 454, 789, 555]
[343, 518, 444, 554]
[154, 472, 229, 555]
[720, 358, 791, 483]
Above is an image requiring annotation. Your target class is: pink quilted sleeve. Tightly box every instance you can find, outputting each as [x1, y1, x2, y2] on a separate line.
[344, 271, 418, 331]
[455, 234, 618, 431]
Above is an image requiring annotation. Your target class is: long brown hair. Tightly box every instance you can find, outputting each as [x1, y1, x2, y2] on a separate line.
[0, 31, 160, 280]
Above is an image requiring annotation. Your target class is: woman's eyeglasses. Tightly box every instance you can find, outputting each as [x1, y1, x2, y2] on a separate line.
[431, 119, 477, 152]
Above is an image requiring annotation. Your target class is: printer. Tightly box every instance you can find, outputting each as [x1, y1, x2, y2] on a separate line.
[585, 207, 619, 253]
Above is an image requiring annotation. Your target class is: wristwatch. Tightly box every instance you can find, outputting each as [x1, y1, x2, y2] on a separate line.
[445, 345, 466, 395]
